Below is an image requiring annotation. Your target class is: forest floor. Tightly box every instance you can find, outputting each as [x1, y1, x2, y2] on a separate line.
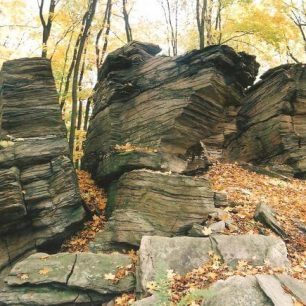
[61, 162, 306, 306]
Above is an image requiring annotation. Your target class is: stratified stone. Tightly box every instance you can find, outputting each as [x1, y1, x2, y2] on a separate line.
[254, 203, 287, 238]
[89, 169, 218, 251]
[83, 42, 259, 181]
[0, 58, 85, 273]
[1, 252, 135, 305]
[226, 64, 306, 178]
[138, 235, 289, 292]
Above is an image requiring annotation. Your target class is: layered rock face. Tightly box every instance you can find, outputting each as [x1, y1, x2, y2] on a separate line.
[226, 64, 306, 178]
[83, 41, 259, 251]
[83, 41, 259, 182]
[0, 58, 85, 273]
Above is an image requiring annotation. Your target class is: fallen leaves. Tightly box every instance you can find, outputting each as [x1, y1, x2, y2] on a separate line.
[104, 273, 116, 281]
[76, 170, 107, 214]
[201, 227, 212, 236]
[61, 171, 106, 253]
[207, 162, 306, 273]
[38, 267, 50, 276]
[115, 293, 136, 305]
[61, 214, 105, 252]
[113, 143, 156, 153]
[19, 274, 29, 280]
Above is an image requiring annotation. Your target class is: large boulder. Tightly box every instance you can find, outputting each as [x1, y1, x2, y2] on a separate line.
[0, 58, 85, 273]
[226, 64, 306, 178]
[89, 169, 220, 251]
[202, 274, 306, 306]
[138, 235, 289, 292]
[0, 252, 135, 305]
[83, 41, 259, 182]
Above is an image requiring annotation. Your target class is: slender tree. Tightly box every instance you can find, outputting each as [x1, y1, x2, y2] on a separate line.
[95, 0, 112, 75]
[196, 0, 207, 49]
[160, 0, 179, 56]
[59, 11, 89, 111]
[37, 0, 59, 57]
[69, 0, 98, 156]
[122, 0, 133, 42]
[288, 0, 306, 53]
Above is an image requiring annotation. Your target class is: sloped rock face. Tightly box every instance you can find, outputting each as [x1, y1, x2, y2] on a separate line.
[137, 235, 289, 292]
[226, 64, 306, 178]
[0, 58, 85, 273]
[83, 41, 259, 182]
[0, 252, 135, 305]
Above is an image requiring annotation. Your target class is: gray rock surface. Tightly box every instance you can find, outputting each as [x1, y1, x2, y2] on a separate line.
[226, 64, 306, 178]
[254, 203, 287, 238]
[138, 235, 289, 292]
[202, 274, 306, 306]
[0, 58, 85, 273]
[1, 252, 135, 305]
[133, 295, 157, 306]
[90, 169, 218, 251]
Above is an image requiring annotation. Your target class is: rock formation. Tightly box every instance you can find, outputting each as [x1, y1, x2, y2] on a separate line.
[138, 235, 289, 292]
[1, 44, 305, 306]
[0, 58, 85, 274]
[202, 274, 306, 306]
[83, 41, 259, 251]
[83, 41, 259, 182]
[0, 252, 134, 305]
[226, 64, 306, 178]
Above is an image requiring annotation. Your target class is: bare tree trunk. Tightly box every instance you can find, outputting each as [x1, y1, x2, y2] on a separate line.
[83, 97, 92, 131]
[69, 0, 98, 156]
[97, 0, 112, 75]
[58, 30, 74, 99]
[206, 0, 213, 45]
[37, 0, 58, 58]
[95, 0, 112, 74]
[160, 0, 178, 56]
[77, 47, 87, 130]
[123, 0, 133, 42]
[196, 0, 206, 49]
[60, 12, 88, 111]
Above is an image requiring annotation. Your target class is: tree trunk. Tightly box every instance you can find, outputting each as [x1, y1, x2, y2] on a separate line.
[58, 31, 74, 100]
[69, 0, 98, 156]
[77, 47, 87, 130]
[60, 13, 88, 111]
[123, 0, 133, 42]
[83, 97, 92, 131]
[38, 0, 57, 58]
[196, 0, 206, 49]
[95, 0, 112, 74]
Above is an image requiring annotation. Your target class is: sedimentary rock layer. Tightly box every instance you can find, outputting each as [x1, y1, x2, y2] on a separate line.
[0, 252, 135, 305]
[83, 41, 259, 182]
[89, 169, 223, 251]
[0, 58, 84, 273]
[226, 64, 306, 178]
